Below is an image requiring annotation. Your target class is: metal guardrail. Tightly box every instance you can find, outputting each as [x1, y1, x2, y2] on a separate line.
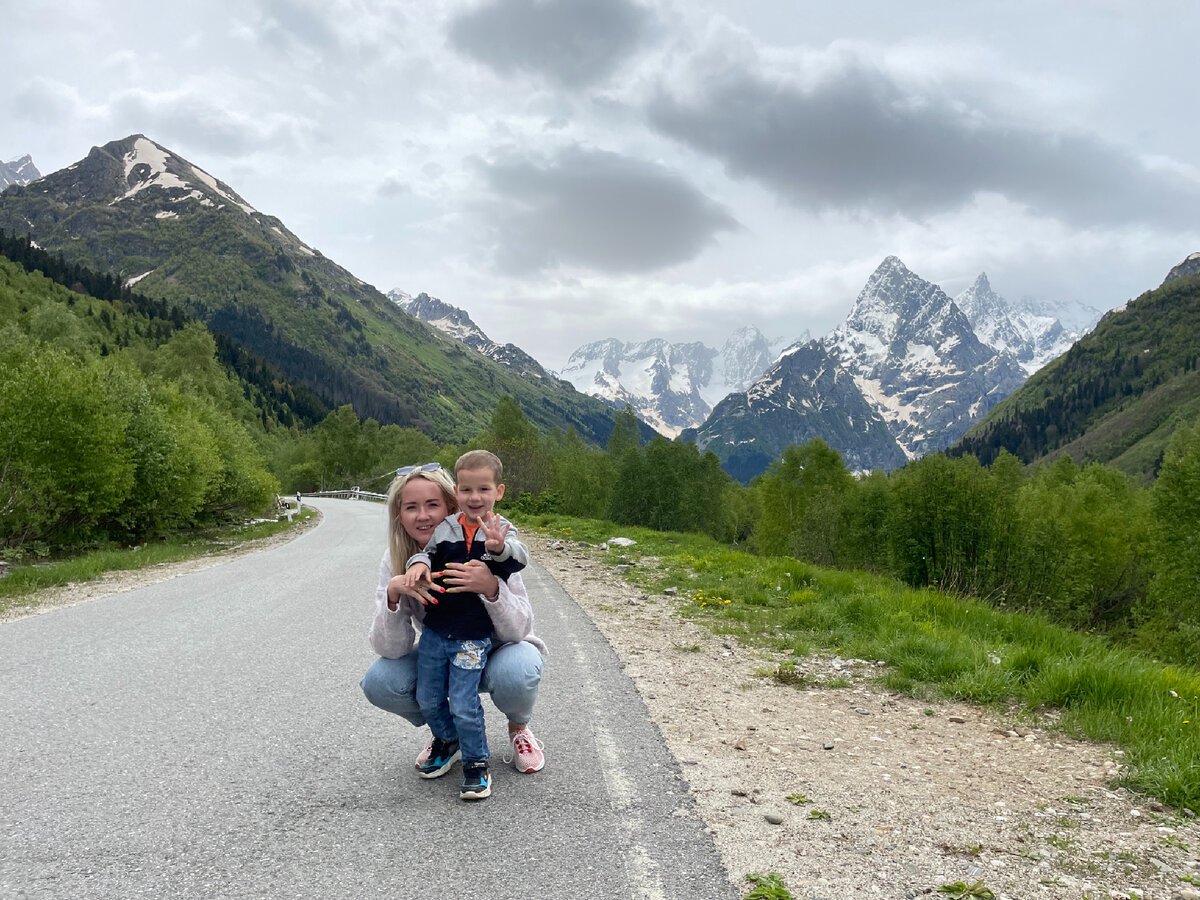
[296, 489, 387, 502]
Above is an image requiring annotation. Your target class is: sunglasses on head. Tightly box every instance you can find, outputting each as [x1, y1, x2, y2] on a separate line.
[396, 462, 442, 476]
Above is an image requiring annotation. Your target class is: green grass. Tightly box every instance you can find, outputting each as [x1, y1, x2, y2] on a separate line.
[0, 509, 318, 615]
[524, 513, 1200, 811]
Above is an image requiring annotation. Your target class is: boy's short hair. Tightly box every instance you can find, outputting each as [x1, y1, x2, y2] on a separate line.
[455, 449, 503, 482]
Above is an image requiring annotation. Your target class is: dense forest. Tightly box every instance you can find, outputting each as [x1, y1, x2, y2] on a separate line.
[3, 241, 1199, 670]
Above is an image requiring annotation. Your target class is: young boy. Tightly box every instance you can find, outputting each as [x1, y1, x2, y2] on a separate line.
[399, 449, 529, 801]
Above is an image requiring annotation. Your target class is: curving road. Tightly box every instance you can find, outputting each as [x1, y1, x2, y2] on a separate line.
[0, 499, 738, 899]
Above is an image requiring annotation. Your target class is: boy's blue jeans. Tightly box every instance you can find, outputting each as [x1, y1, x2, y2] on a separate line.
[415, 629, 492, 765]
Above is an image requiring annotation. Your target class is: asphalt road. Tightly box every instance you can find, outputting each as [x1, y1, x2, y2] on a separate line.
[0, 499, 739, 900]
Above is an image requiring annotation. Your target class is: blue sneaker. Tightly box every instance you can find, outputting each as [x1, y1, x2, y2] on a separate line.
[459, 762, 491, 800]
[417, 737, 461, 779]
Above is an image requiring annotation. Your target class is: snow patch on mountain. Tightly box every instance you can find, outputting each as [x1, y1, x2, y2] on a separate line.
[111, 136, 258, 216]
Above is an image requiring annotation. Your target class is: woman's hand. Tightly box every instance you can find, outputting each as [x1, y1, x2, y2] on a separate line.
[388, 565, 438, 608]
[438, 559, 500, 600]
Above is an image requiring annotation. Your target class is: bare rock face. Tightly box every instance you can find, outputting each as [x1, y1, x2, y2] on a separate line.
[1163, 252, 1200, 287]
[0, 154, 40, 191]
[391, 290, 553, 381]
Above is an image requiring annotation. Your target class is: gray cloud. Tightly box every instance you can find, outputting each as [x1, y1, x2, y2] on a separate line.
[448, 0, 650, 88]
[647, 60, 1198, 228]
[472, 146, 738, 274]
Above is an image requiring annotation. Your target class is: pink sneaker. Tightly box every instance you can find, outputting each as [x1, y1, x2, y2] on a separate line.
[414, 736, 434, 769]
[506, 726, 545, 773]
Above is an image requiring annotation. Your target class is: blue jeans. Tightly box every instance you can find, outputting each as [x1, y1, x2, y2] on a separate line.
[415, 629, 491, 764]
[361, 639, 543, 752]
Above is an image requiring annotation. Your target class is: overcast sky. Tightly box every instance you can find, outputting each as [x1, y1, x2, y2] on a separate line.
[5, 0, 1199, 366]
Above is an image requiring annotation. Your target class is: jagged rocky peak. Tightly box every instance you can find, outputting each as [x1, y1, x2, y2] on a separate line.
[564, 338, 629, 374]
[400, 292, 478, 332]
[954, 272, 999, 319]
[953, 272, 1079, 375]
[844, 255, 956, 345]
[718, 325, 775, 394]
[1163, 251, 1200, 286]
[829, 255, 973, 377]
[389, 288, 551, 380]
[557, 326, 789, 437]
[1, 154, 41, 191]
[47, 135, 262, 216]
[822, 256, 1026, 459]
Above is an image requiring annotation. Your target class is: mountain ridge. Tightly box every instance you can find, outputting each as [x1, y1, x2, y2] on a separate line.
[0, 134, 628, 446]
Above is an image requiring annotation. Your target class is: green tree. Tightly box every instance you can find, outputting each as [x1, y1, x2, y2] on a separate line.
[483, 396, 551, 498]
[753, 439, 852, 565]
[606, 405, 642, 458]
[0, 340, 133, 549]
[887, 453, 1001, 594]
[548, 426, 612, 518]
[101, 365, 221, 539]
[314, 405, 372, 489]
[1139, 419, 1200, 664]
[1013, 460, 1151, 629]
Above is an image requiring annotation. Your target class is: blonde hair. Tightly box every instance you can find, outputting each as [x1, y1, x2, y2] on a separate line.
[385, 466, 457, 576]
[455, 449, 503, 481]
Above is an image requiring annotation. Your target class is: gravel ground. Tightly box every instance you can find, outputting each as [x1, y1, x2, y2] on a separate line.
[530, 534, 1200, 900]
[7, 517, 1199, 899]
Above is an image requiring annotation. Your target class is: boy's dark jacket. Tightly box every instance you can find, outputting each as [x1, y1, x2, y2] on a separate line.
[407, 513, 529, 640]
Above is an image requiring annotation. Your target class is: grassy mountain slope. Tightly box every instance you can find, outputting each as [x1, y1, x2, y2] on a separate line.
[0, 135, 623, 445]
[952, 272, 1200, 477]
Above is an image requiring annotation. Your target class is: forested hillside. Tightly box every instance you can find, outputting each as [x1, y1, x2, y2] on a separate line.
[0, 252, 280, 552]
[952, 273, 1200, 478]
[0, 135, 628, 446]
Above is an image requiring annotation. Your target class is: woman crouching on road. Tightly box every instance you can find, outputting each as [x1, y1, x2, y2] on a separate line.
[360, 463, 547, 774]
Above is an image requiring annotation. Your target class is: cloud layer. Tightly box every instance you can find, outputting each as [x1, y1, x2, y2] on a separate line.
[474, 146, 739, 273]
[448, 0, 650, 87]
[646, 52, 1198, 228]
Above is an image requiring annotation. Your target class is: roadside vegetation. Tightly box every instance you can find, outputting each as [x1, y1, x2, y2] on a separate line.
[522, 511, 1200, 812]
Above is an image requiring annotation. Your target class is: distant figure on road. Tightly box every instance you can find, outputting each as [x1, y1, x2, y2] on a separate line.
[360, 460, 546, 801]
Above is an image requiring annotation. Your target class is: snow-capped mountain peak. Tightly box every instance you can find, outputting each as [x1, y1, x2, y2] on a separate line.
[557, 325, 789, 438]
[108, 136, 259, 217]
[558, 338, 716, 437]
[1, 154, 41, 191]
[394, 291, 487, 344]
[954, 272, 1078, 375]
[822, 256, 1026, 458]
[389, 289, 551, 381]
